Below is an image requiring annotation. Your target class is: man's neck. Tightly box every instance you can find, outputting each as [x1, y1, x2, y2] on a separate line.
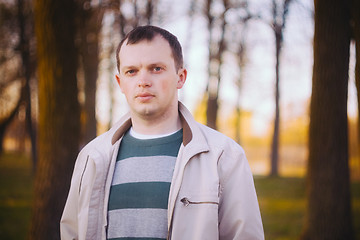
[129, 127, 180, 139]
[130, 110, 182, 135]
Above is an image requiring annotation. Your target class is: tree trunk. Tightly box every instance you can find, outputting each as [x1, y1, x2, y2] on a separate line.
[205, 0, 228, 130]
[206, 96, 218, 129]
[205, 0, 217, 129]
[270, 28, 281, 176]
[79, 5, 103, 145]
[301, 0, 353, 239]
[29, 0, 80, 239]
[17, 0, 37, 169]
[235, 35, 247, 144]
[352, 0, 360, 173]
[269, 0, 292, 176]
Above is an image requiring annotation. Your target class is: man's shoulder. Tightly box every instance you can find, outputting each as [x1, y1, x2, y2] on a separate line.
[178, 102, 243, 154]
[78, 130, 113, 158]
[82, 113, 131, 151]
[79, 118, 126, 156]
[196, 122, 242, 149]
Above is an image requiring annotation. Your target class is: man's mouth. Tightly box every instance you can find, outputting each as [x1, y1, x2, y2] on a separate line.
[136, 93, 155, 102]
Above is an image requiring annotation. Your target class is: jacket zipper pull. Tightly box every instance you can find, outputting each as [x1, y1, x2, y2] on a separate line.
[180, 197, 191, 206]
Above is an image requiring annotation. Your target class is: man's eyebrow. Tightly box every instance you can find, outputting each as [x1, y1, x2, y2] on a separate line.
[147, 62, 167, 67]
[121, 62, 168, 71]
[121, 65, 137, 71]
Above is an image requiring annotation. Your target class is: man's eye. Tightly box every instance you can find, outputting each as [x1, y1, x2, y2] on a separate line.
[126, 70, 136, 75]
[153, 67, 162, 72]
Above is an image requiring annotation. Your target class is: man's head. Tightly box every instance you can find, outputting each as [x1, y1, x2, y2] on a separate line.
[115, 26, 187, 130]
[116, 25, 184, 72]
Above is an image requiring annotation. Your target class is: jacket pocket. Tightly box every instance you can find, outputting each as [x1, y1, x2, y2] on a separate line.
[170, 194, 220, 239]
[180, 197, 218, 207]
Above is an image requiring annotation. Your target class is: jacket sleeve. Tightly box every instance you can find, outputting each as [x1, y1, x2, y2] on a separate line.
[60, 150, 89, 240]
[217, 143, 264, 240]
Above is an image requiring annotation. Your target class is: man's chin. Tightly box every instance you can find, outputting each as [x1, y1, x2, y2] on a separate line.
[135, 106, 157, 117]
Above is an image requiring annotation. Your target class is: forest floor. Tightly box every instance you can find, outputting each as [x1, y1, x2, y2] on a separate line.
[0, 152, 359, 239]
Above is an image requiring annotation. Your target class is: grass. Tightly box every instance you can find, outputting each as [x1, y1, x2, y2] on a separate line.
[0, 152, 359, 239]
[254, 176, 360, 240]
[0, 152, 33, 239]
[255, 177, 307, 239]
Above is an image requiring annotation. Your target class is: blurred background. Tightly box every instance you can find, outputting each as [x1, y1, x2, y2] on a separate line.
[0, 0, 359, 239]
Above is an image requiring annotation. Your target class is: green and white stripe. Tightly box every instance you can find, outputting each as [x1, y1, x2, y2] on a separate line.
[107, 129, 182, 240]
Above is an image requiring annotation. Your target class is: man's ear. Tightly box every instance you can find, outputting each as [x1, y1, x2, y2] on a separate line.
[177, 68, 187, 89]
[115, 74, 123, 92]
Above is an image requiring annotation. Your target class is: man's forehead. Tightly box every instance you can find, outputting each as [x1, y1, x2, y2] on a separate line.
[123, 35, 169, 49]
[119, 36, 174, 63]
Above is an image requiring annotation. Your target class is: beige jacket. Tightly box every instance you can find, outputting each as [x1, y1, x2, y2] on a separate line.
[60, 102, 264, 240]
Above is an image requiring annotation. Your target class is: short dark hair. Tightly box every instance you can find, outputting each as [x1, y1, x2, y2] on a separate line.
[116, 25, 184, 72]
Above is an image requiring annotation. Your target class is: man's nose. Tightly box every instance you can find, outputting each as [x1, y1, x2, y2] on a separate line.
[138, 70, 152, 87]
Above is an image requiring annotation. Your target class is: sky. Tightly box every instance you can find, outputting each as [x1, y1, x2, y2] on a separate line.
[164, 0, 314, 136]
[96, 0, 358, 137]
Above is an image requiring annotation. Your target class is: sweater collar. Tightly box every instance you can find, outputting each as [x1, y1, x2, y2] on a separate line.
[110, 102, 198, 147]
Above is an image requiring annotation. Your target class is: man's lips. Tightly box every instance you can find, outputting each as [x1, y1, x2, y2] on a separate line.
[135, 93, 155, 101]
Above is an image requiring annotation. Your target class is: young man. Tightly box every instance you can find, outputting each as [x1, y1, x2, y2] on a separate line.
[60, 25, 264, 240]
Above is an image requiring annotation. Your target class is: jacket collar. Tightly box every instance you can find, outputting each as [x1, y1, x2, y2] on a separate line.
[111, 115, 132, 145]
[110, 102, 208, 152]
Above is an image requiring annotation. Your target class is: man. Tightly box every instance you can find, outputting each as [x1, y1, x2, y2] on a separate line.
[61, 25, 264, 240]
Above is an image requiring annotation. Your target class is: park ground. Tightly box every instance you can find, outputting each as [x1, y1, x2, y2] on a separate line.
[0, 152, 359, 239]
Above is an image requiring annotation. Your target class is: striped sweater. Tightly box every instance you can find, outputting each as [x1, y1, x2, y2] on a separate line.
[107, 129, 183, 240]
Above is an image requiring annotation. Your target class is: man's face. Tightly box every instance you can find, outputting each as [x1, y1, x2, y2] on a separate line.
[116, 36, 187, 121]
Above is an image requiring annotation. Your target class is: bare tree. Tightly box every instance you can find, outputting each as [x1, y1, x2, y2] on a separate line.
[234, 25, 248, 143]
[76, 0, 104, 145]
[0, 1, 20, 153]
[17, 0, 37, 167]
[29, 0, 80, 238]
[191, 0, 253, 133]
[352, 0, 360, 167]
[0, 0, 36, 163]
[301, 0, 354, 238]
[226, 1, 253, 143]
[113, 0, 159, 42]
[269, 0, 292, 176]
[203, 0, 229, 130]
